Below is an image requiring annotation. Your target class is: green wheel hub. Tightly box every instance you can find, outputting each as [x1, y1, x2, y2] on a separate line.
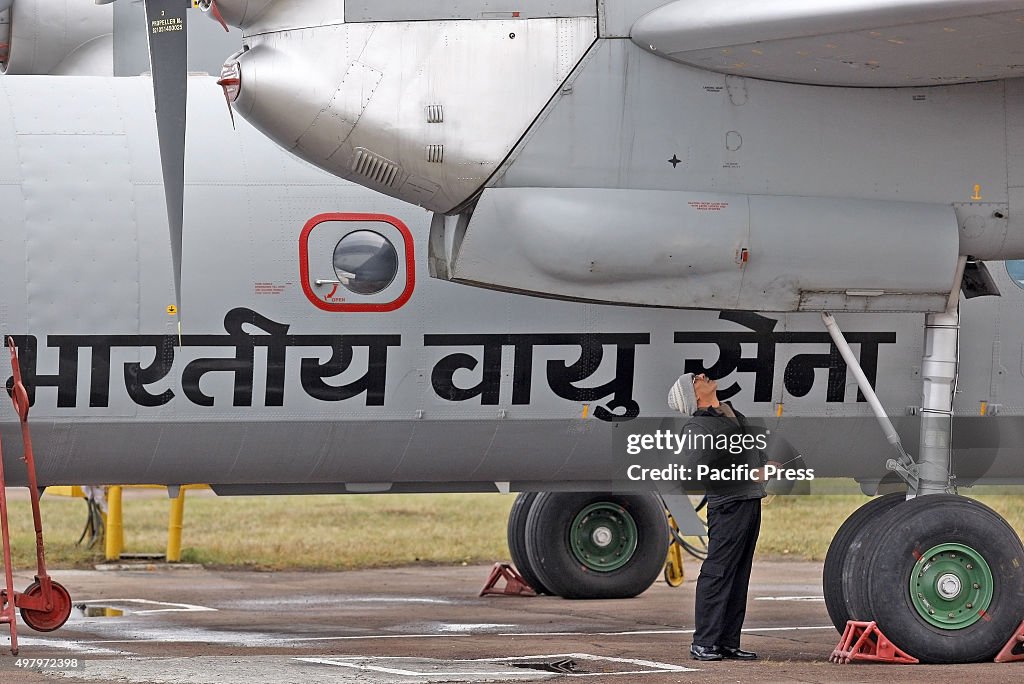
[569, 502, 638, 572]
[909, 542, 994, 629]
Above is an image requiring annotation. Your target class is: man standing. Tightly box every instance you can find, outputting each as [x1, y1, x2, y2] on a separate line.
[668, 373, 766, 662]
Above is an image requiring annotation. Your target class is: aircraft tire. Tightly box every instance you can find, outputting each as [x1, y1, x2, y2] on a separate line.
[862, 494, 1024, 663]
[506, 492, 551, 595]
[524, 492, 668, 599]
[823, 492, 906, 631]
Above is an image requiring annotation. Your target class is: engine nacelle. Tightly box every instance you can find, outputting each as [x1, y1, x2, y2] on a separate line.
[431, 188, 963, 313]
[226, 17, 595, 214]
[0, 0, 112, 75]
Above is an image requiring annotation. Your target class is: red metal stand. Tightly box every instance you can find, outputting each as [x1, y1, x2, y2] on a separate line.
[994, 619, 1024, 663]
[0, 337, 72, 655]
[0, 404, 19, 655]
[479, 563, 537, 597]
[830, 620, 919, 664]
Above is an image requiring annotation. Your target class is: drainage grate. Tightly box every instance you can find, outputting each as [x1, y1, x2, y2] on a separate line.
[509, 658, 580, 674]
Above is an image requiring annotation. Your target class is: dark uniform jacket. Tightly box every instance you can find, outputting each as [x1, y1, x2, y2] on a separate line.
[681, 401, 768, 506]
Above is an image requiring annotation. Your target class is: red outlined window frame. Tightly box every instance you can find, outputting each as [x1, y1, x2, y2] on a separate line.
[299, 213, 416, 312]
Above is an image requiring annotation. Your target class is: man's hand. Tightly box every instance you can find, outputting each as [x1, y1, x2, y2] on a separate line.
[752, 461, 783, 482]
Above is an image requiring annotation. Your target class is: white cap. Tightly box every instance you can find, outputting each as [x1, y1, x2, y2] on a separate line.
[668, 373, 698, 416]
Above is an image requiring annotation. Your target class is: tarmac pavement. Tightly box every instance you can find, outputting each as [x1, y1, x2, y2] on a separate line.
[0, 560, 1020, 683]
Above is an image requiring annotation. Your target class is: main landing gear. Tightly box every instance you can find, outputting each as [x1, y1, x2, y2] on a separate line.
[821, 300, 1024, 663]
[507, 492, 669, 599]
[824, 494, 1024, 663]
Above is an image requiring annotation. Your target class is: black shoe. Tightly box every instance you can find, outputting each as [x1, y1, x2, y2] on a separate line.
[719, 646, 758, 660]
[689, 644, 723, 661]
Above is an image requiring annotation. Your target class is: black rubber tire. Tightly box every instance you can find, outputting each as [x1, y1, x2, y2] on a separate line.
[506, 492, 551, 595]
[524, 492, 669, 599]
[823, 492, 906, 631]
[840, 493, 914, 624]
[863, 494, 1024, 663]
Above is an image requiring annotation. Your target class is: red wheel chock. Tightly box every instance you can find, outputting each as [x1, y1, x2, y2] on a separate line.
[479, 563, 537, 597]
[829, 621, 919, 664]
[994, 619, 1024, 662]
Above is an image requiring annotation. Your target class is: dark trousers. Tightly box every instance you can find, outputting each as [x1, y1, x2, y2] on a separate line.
[693, 498, 761, 648]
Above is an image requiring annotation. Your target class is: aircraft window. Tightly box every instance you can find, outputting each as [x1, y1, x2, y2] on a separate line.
[333, 230, 399, 295]
[1007, 260, 1024, 290]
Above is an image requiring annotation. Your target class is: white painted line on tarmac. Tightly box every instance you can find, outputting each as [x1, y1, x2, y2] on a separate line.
[46, 624, 833, 647]
[296, 658, 528, 677]
[491, 626, 835, 638]
[12, 637, 130, 655]
[72, 633, 477, 644]
[742, 626, 833, 632]
[296, 653, 697, 676]
[754, 596, 825, 602]
[76, 598, 217, 614]
[436, 623, 518, 633]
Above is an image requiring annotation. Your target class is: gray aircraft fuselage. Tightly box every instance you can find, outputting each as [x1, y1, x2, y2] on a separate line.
[1, 75, 1022, 493]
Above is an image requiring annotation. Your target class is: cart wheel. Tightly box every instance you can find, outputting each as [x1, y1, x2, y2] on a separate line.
[19, 581, 72, 632]
[663, 544, 685, 587]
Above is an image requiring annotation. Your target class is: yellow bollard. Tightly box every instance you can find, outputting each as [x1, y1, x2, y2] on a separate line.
[105, 486, 123, 561]
[166, 488, 186, 562]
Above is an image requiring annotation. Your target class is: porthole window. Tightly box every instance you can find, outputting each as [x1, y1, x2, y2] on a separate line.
[1007, 260, 1024, 290]
[333, 230, 399, 295]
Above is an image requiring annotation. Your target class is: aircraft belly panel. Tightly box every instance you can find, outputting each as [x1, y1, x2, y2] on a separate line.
[0, 419, 609, 487]
[4, 414, 1024, 489]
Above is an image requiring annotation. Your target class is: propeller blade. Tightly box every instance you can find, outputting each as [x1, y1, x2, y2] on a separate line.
[143, 0, 188, 308]
[207, 0, 229, 32]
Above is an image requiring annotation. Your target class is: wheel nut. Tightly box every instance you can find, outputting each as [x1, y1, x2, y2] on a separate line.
[966, 563, 973, 570]
[948, 612, 955, 618]
[967, 603, 973, 609]
[929, 609, 935, 615]
[973, 583, 980, 589]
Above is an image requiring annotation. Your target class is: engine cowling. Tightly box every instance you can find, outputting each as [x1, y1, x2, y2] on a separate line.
[0, 0, 112, 75]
